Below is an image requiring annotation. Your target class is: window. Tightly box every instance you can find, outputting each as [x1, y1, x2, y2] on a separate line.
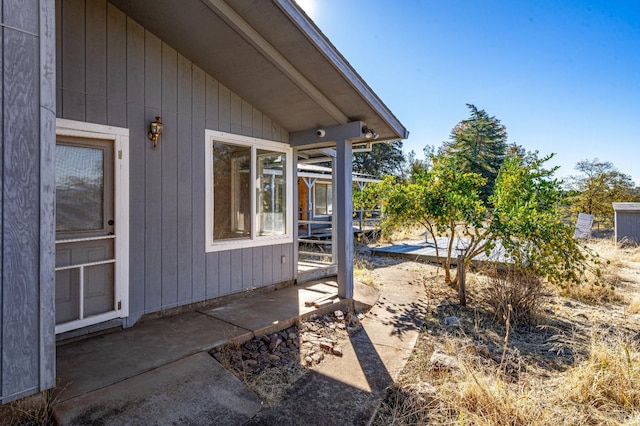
[211, 142, 252, 240]
[314, 183, 333, 216]
[205, 130, 293, 252]
[56, 143, 108, 232]
[258, 150, 287, 236]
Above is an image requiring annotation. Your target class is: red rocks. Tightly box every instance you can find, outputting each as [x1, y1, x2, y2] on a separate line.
[211, 310, 361, 375]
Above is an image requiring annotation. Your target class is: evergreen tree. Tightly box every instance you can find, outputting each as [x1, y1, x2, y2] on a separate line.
[404, 145, 435, 182]
[441, 104, 507, 200]
[352, 140, 406, 177]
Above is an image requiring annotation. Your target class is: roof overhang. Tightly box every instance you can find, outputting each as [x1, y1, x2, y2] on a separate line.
[613, 202, 640, 212]
[107, 0, 408, 143]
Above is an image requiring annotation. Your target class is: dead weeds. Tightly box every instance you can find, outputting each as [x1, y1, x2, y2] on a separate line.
[372, 238, 640, 425]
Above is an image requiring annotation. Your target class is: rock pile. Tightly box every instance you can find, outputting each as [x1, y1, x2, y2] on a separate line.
[211, 310, 363, 375]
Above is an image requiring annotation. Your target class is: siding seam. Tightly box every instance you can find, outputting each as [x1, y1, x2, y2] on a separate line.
[0, 5, 4, 397]
[0, 22, 38, 37]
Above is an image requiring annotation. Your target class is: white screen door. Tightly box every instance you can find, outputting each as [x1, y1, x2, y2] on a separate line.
[54, 120, 129, 334]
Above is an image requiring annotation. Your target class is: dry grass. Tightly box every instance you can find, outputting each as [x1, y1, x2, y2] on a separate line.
[375, 329, 640, 426]
[353, 244, 377, 287]
[558, 281, 622, 304]
[430, 365, 547, 425]
[555, 238, 640, 304]
[549, 328, 640, 425]
[585, 238, 640, 280]
[378, 225, 426, 244]
[244, 363, 307, 407]
[375, 344, 550, 425]
[0, 388, 60, 426]
[354, 267, 376, 287]
[373, 237, 640, 426]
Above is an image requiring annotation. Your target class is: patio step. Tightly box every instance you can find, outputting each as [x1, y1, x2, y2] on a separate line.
[52, 279, 378, 425]
[53, 352, 262, 426]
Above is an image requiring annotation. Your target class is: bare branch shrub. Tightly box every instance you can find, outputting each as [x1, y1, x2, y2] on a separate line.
[483, 266, 548, 327]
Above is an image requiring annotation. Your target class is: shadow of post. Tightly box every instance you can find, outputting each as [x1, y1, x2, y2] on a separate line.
[245, 326, 395, 426]
[246, 290, 430, 426]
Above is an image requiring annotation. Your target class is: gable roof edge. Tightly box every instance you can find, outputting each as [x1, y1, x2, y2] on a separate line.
[274, 0, 409, 140]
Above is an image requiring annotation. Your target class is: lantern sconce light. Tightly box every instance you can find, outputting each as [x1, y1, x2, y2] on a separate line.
[148, 116, 164, 149]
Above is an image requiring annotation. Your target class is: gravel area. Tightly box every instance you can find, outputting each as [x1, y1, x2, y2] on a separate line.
[210, 310, 365, 376]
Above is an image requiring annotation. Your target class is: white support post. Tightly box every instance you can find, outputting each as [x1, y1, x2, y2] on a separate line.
[335, 139, 354, 299]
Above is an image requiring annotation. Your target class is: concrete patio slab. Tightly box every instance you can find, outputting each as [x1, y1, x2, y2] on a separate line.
[56, 311, 251, 402]
[361, 315, 423, 350]
[53, 352, 262, 426]
[51, 268, 427, 426]
[200, 282, 344, 337]
[353, 280, 380, 311]
[245, 369, 375, 426]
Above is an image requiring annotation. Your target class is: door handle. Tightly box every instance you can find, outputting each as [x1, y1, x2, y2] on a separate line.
[108, 219, 115, 226]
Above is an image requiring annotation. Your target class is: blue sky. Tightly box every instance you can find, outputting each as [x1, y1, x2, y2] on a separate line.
[296, 0, 640, 184]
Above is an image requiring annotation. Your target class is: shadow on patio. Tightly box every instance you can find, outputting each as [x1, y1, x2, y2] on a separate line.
[53, 271, 428, 425]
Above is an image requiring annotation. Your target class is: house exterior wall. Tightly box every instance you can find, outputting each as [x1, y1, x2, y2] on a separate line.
[56, 0, 295, 326]
[615, 211, 640, 243]
[0, 0, 56, 404]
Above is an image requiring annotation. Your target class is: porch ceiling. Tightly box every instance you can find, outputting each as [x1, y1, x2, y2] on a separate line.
[107, 0, 408, 142]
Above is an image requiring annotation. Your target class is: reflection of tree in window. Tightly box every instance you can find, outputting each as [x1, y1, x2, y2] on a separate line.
[212, 142, 251, 240]
[56, 145, 105, 232]
[258, 150, 286, 235]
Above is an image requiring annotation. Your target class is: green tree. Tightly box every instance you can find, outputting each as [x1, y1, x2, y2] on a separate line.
[374, 154, 488, 284]
[373, 150, 600, 287]
[352, 140, 406, 177]
[567, 158, 636, 226]
[404, 145, 435, 182]
[441, 104, 507, 201]
[490, 153, 597, 285]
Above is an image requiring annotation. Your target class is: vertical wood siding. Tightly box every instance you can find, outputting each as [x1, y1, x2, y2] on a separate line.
[616, 212, 640, 243]
[56, 0, 295, 323]
[1, 0, 56, 404]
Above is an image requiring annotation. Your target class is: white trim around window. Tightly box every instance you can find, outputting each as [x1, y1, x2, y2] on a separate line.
[205, 130, 294, 252]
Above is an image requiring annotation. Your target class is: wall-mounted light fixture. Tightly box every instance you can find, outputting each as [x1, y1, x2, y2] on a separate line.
[362, 126, 379, 140]
[148, 116, 164, 149]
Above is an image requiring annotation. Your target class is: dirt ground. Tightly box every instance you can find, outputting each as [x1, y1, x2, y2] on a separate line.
[369, 239, 640, 425]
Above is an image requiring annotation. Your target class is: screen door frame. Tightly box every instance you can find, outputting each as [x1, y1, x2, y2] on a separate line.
[55, 119, 129, 334]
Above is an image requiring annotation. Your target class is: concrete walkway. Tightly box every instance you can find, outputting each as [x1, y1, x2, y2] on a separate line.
[53, 268, 427, 425]
[248, 266, 428, 425]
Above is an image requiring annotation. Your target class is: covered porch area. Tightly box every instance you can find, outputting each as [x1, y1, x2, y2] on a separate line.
[52, 278, 379, 423]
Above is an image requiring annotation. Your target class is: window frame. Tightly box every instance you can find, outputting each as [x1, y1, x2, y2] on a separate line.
[205, 130, 293, 252]
[313, 181, 333, 217]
